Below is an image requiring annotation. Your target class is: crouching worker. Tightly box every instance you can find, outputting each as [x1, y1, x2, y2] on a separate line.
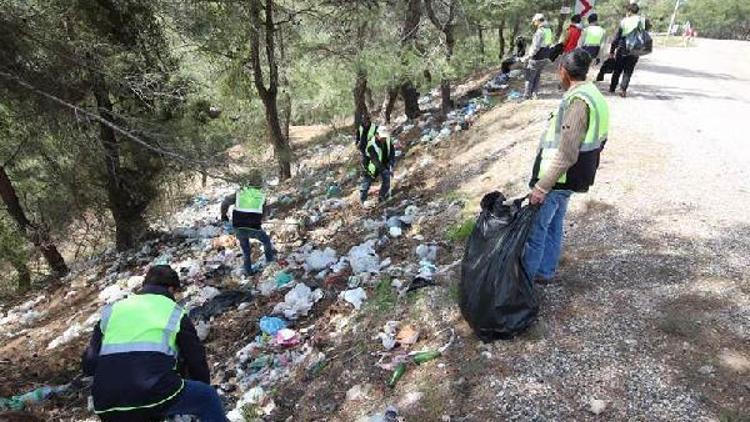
[523, 49, 609, 283]
[360, 127, 395, 205]
[221, 171, 276, 275]
[82, 265, 227, 421]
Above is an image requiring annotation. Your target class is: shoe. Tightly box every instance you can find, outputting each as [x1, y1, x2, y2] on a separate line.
[533, 276, 555, 285]
[618, 90, 627, 98]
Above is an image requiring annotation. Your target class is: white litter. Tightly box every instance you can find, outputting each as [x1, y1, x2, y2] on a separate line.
[195, 320, 210, 341]
[339, 288, 367, 310]
[304, 247, 338, 271]
[99, 285, 127, 304]
[273, 283, 324, 320]
[376, 321, 400, 350]
[416, 244, 438, 262]
[400, 205, 419, 225]
[348, 240, 381, 275]
[389, 226, 402, 238]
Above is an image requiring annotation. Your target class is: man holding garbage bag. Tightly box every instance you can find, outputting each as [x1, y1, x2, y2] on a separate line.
[523, 49, 609, 283]
[220, 170, 277, 275]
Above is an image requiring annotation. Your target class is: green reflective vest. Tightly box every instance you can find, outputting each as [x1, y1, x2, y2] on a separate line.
[235, 186, 265, 214]
[621, 15, 642, 36]
[366, 137, 392, 176]
[541, 27, 553, 47]
[537, 82, 609, 186]
[582, 25, 606, 46]
[358, 124, 377, 143]
[96, 294, 185, 413]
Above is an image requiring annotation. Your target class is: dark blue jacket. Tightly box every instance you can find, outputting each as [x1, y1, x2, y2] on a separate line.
[82, 285, 210, 417]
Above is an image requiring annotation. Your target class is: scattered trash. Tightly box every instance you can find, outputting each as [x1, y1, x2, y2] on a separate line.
[189, 289, 253, 321]
[257, 317, 285, 337]
[507, 90, 523, 100]
[0, 384, 69, 411]
[348, 240, 381, 275]
[274, 328, 300, 348]
[226, 386, 275, 421]
[396, 325, 419, 345]
[272, 283, 323, 320]
[367, 405, 400, 422]
[377, 321, 400, 350]
[415, 244, 438, 262]
[588, 398, 608, 415]
[195, 320, 210, 341]
[326, 184, 343, 198]
[305, 247, 338, 271]
[274, 271, 293, 287]
[339, 287, 367, 310]
[388, 226, 402, 238]
[406, 276, 437, 293]
[345, 383, 372, 402]
[98, 285, 127, 304]
[387, 363, 406, 388]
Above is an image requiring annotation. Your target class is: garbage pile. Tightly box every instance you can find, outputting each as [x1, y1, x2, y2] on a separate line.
[416, 96, 495, 144]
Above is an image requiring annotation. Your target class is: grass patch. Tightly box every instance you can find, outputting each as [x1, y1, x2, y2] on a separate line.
[445, 217, 476, 242]
[443, 190, 468, 203]
[368, 277, 397, 313]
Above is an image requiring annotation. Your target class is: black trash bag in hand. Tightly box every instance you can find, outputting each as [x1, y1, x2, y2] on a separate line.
[459, 191, 539, 342]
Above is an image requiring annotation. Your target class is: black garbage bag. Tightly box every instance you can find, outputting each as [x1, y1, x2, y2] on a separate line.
[459, 191, 539, 342]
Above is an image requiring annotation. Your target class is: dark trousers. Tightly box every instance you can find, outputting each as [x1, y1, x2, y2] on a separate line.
[360, 170, 391, 203]
[236, 228, 275, 273]
[610, 55, 639, 93]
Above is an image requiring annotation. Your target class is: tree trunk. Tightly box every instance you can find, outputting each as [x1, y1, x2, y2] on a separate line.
[440, 80, 451, 118]
[14, 261, 31, 292]
[498, 18, 506, 59]
[0, 166, 69, 276]
[382, 86, 399, 124]
[92, 75, 148, 251]
[400, 81, 420, 120]
[478, 26, 485, 61]
[511, 15, 521, 46]
[249, 0, 293, 181]
[365, 86, 375, 114]
[353, 68, 369, 129]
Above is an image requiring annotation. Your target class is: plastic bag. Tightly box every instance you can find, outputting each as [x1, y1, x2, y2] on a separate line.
[625, 28, 653, 56]
[459, 191, 539, 342]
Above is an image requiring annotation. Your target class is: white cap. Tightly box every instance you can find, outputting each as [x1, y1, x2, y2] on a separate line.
[532, 13, 545, 24]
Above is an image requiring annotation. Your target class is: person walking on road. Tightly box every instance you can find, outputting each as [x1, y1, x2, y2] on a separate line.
[523, 49, 609, 283]
[221, 170, 276, 275]
[578, 13, 606, 64]
[609, 3, 646, 97]
[360, 127, 395, 205]
[521, 13, 554, 100]
[560, 14, 583, 54]
[82, 265, 227, 421]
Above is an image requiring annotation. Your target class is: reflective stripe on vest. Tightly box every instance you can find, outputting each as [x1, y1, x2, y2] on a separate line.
[235, 186, 265, 214]
[621, 15, 642, 36]
[583, 26, 605, 46]
[99, 294, 183, 357]
[541, 27, 553, 47]
[366, 137, 391, 176]
[537, 82, 609, 183]
[358, 124, 377, 142]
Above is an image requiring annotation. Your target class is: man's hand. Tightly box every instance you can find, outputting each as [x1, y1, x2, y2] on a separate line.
[529, 187, 547, 205]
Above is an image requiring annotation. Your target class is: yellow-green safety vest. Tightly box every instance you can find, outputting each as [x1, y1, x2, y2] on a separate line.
[537, 82, 609, 185]
[97, 294, 185, 413]
[358, 124, 377, 142]
[541, 27, 553, 47]
[366, 137, 392, 176]
[235, 186, 265, 214]
[582, 25, 606, 46]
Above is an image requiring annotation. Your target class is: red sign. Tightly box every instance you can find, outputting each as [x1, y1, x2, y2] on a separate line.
[576, 0, 594, 16]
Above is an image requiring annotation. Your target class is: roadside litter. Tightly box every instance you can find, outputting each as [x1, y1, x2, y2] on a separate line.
[378, 329, 455, 387]
[339, 288, 367, 310]
[272, 283, 323, 320]
[259, 316, 287, 336]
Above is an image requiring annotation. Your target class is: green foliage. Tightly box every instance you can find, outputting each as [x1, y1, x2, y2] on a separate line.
[446, 217, 476, 242]
[370, 277, 397, 313]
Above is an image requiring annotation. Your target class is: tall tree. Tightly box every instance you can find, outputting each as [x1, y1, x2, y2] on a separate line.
[425, 0, 459, 118]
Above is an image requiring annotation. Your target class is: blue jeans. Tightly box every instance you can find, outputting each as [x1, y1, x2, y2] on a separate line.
[236, 228, 276, 274]
[163, 380, 227, 421]
[360, 170, 391, 203]
[522, 190, 572, 280]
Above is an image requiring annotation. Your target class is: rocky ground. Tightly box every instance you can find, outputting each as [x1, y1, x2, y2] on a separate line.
[1, 39, 749, 421]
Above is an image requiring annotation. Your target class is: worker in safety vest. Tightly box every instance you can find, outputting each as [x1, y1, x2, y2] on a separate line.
[521, 13, 554, 99]
[356, 115, 378, 168]
[578, 13, 606, 64]
[609, 3, 647, 97]
[523, 49, 609, 283]
[82, 265, 226, 421]
[360, 127, 395, 205]
[220, 170, 276, 275]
